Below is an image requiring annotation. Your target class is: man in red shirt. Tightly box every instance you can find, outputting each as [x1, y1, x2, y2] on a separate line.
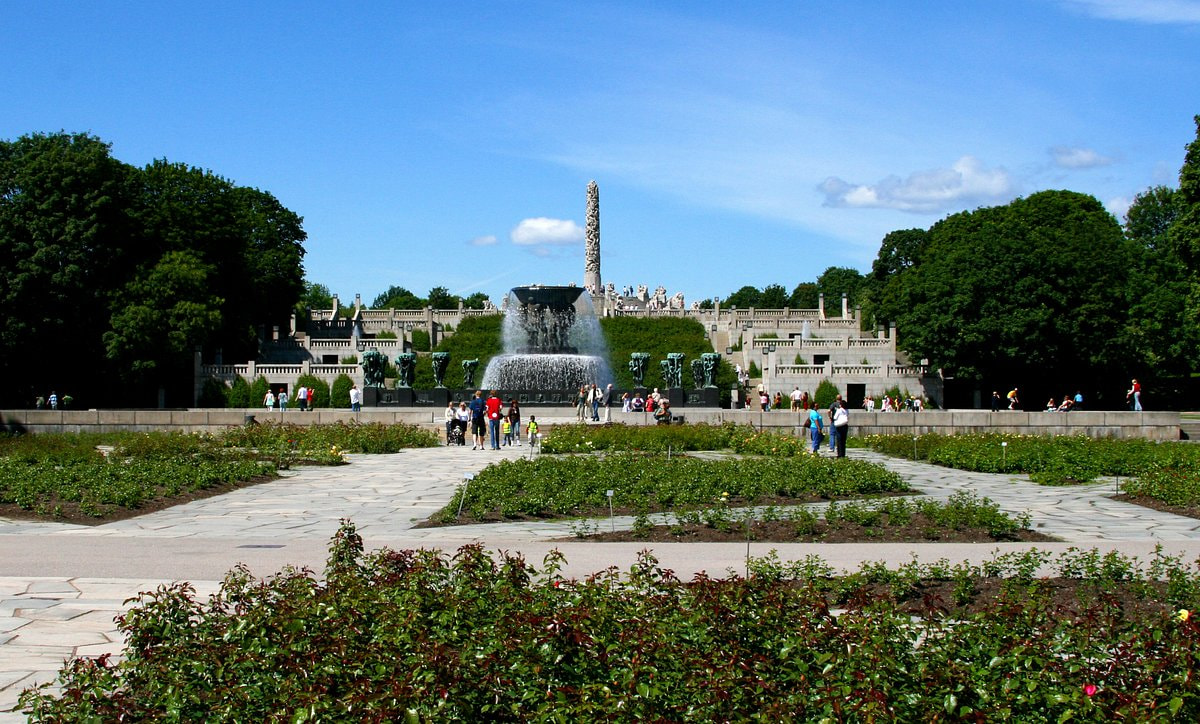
[485, 390, 503, 449]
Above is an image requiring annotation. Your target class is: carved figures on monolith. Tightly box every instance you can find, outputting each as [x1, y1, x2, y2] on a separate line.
[660, 353, 685, 389]
[431, 352, 450, 388]
[362, 347, 386, 388]
[701, 353, 721, 388]
[690, 359, 705, 390]
[394, 353, 416, 388]
[462, 359, 479, 389]
[628, 353, 649, 387]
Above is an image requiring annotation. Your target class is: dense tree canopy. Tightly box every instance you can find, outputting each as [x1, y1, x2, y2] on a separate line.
[370, 285, 490, 310]
[0, 132, 307, 407]
[884, 190, 1137, 389]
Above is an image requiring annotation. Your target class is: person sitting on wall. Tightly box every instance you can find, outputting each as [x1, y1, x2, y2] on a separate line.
[631, 393, 645, 412]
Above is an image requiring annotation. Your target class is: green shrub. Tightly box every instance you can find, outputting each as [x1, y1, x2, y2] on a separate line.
[197, 378, 228, 408]
[248, 376, 270, 408]
[330, 374, 354, 409]
[813, 379, 840, 409]
[294, 374, 330, 408]
[226, 376, 253, 408]
[375, 330, 397, 339]
[411, 328, 431, 352]
[601, 317, 736, 391]
[20, 526, 1200, 721]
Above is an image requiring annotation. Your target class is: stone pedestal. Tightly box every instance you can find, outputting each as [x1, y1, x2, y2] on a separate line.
[685, 388, 719, 407]
[364, 387, 414, 407]
[416, 388, 451, 408]
[667, 387, 685, 409]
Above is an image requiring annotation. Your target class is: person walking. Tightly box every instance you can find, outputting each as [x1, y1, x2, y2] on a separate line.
[264, 389, 275, 411]
[469, 390, 486, 450]
[277, 389, 289, 412]
[508, 398, 522, 446]
[589, 384, 601, 421]
[832, 395, 849, 458]
[443, 401, 457, 444]
[1127, 379, 1143, 411]
[48, 391, 58, 410]
[602, 383, 614, 423]
[486, 390, 502, 449]
[454, 402, 470, 445]
[576, 385, 588, 422]
[807, 407, 824, 455]
[296, 385, 308, 412]
[526, 416, 540, 448]
[827, 396, 841, 453]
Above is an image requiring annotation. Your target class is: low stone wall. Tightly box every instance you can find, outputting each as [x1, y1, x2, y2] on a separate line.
[0, 408, 1181, 441]
[626, 409, 1180, 441]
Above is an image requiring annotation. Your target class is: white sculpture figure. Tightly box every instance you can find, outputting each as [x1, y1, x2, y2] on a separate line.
[636, 284, 649, 302]
[670, 292, 685, 309]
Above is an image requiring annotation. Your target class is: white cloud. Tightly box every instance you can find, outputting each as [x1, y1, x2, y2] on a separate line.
[1062, 0, 1200, 23]
[469, 234, 498, 246]
[1106, 195, 1134, 219]
[510, 217, 585, 246]
[819, 156, 1016, 213]
[1050, 146, 1113, 169]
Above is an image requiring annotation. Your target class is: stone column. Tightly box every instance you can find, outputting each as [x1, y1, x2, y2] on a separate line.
[842, 293, 849, 318]
[584, 180, 601, 294]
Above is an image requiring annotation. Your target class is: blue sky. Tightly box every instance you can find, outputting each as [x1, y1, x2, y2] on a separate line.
[3, 1, 1199, 307]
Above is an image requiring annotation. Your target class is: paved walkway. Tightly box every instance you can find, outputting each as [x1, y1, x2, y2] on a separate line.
[4, 444, 1200, 718]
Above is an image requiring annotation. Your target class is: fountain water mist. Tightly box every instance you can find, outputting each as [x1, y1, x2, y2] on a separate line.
[482, 285, 613, 392]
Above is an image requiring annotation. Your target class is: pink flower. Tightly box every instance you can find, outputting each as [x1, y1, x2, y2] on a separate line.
[1083, 684, 1097, 697]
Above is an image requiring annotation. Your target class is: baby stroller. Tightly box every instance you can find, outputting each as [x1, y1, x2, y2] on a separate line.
[448, 424, 465, 446]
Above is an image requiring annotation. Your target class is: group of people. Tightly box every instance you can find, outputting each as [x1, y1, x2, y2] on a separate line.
[444, 392, 536, 450]
[576, 383, 615, 423]
[263, 386, 314, 412]
[804, 394, 849, 457]
[862, 394, 923, 412]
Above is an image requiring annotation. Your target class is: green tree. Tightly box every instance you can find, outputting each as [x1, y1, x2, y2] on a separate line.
[891, 191, 1135, 390]
[372, 285, 424, 310]
[226, 376, 253, 407]
[788, 282, 819, 309]
[815, 267, 866, 312]
[461, 292, 490, 310]
[759, 284, 789, 309]
[103, 250, 224, 383]
[331, 374, 354, 408]
[722, 285, 762, 308]
[863, 228, 929, 326]
[249, 376, 270, 408]
[426, 286, 456, 310]
[299, 280, 335, 312]
[1126, 186, 1181, 252]
[1166, 115, 1200, 369]
[197, 378, 229, 408]
[0, 132, 134, 405]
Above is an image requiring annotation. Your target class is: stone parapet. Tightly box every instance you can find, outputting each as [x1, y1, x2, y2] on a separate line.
[0, 409, 1180, 441]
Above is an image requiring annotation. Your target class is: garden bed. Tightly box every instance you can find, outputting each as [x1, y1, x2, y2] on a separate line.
[20, 526, 1200, 722]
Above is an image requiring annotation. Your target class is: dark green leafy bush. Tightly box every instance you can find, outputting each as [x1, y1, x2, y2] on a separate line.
[21, 525, 1200, 721]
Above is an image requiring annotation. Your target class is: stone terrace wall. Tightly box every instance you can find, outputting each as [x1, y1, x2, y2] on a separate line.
[0, 409, 1181, 441]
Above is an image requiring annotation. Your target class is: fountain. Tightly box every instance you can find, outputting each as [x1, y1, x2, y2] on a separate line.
[481, 285, 612, 394]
